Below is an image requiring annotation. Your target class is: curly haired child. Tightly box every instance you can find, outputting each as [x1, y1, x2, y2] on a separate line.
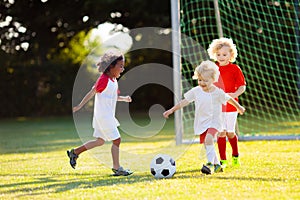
[67, 49, 133, 176]
[163, 60, 245, 174]
[207, 38, 246, 168]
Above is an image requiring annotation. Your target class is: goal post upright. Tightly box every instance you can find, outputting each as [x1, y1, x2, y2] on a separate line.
[171, 0, 183, 145]
[213, 0, 224, 38]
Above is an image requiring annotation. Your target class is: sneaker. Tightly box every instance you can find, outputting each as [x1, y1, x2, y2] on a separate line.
[67, 149, 78, 169]
[232, 156, 241, 167]
[112, 167, 133, 176]
[201, 163, 214, 175]
[220, 160, 228, 169]
[214, 164, 223, 173]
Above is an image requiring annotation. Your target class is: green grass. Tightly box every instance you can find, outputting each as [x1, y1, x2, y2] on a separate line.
[0, 116, 300, 199]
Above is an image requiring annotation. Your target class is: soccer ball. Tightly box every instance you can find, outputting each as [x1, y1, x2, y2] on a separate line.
[150, 154, 176, 178]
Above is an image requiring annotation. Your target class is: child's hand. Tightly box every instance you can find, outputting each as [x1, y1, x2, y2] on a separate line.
[124, 96, 132, 103]
[237, 106, 246, 115]
[73, 105, 81, 113]
[163, 110, 173, 118]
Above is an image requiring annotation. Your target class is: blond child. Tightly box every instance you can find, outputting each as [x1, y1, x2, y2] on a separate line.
[207, 38, 246, 167]
[67, 50, 133, 176]
[163, 60, 245, 174]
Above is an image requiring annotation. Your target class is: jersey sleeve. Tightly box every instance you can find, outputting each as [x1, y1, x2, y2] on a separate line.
[218, 88, 231, 105]
[94, 74, 109, 93]
[184, 88, 196, 102]
[235, 65, 246, 87]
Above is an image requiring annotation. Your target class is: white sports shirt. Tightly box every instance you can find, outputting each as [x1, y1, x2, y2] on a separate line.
[184, 86, 231, 135]
[92, 74, 120, 132]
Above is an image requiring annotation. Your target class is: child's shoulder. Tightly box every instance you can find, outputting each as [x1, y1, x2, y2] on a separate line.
[227, 63, 243, 72]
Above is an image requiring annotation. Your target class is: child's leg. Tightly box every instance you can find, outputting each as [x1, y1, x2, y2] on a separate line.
[217, 132, 227, 160]
[111, 138, 121, 170]
[74, 138, 105, 155]
[227, 132, 239, 157]
[204, 132, 219, 165]
[67, 138, 105, 169]
[225, 112, 239, 157]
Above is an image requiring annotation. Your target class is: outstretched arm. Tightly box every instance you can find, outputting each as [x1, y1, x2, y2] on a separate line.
[73, 87, 96, 113]
[118, 95, 132, 102]
[227, 97, 245, 115]
[163, 99, 189, 118]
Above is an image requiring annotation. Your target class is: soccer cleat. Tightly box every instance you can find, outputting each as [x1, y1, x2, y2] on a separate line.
[232, 156, 241, 167]
[112, 166, 133, 176]
[214, 164, 223, 173]
[201, 163, 214, 175]
[220, 160, 228, 169]
[67, 149, 78, 169]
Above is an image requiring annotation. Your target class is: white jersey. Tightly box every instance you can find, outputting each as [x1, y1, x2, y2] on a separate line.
[184, 86, 231, 135]
[92, 75, 120, 132]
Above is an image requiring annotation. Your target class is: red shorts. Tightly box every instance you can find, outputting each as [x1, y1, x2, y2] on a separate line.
[199, 128, 218, 144]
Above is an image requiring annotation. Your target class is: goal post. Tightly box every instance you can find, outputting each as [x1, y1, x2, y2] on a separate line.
[171, 0, 300, 143]
[171, 0, 183, 145]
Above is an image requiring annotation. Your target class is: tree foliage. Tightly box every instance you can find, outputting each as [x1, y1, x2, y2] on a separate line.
[0, 0, 171, 118]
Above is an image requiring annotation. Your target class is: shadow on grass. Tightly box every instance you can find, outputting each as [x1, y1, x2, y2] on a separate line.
[0, 167, 289, 198]
[0, 172, 154, 197]
[175, 168, 288, 182]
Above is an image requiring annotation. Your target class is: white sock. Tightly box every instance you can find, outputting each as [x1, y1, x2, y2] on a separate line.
[205, 145, 216, 164]
[213, 154, 220, 165]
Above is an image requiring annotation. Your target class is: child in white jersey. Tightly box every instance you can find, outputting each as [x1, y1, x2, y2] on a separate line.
[163, 60, 245, 174]
[67, 50, 133, 176]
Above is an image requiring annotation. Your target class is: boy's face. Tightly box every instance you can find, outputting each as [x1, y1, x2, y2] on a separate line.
[110, 59, 125, 78]
[216, 46, 232, 66]
[197, 73, 214, 92]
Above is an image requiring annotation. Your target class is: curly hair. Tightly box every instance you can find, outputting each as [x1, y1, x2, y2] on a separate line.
[192, 60, 220, 82]
[96, 49, 124, 73]
[207, 37, 238, 62]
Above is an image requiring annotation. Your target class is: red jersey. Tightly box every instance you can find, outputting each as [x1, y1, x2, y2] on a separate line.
[214, 62, 246, 112]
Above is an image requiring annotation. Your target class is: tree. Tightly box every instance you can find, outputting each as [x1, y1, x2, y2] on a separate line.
[0, 0, 171, 117]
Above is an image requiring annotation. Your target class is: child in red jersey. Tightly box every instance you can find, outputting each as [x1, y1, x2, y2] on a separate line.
[207, 38, 246, 168]
[67, 49, 133, 176]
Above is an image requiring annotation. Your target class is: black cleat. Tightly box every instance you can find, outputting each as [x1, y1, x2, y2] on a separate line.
[201, 164, 213, 175]
[67, 149, 78, 169]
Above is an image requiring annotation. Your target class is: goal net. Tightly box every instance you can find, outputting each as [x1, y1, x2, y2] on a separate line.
[172, 0, 300, 142]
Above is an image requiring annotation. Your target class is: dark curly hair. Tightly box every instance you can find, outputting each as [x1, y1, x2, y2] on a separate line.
[96, 50, 124, 74]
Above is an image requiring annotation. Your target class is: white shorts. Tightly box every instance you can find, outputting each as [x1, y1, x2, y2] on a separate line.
[93, 128, 120, 141]
[221, 112, 238, 132]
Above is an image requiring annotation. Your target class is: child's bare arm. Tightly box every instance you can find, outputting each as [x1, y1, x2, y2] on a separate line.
[228, 85, 246, 98]
[118, 95, 132, 102]
[227, 98, 245, 115]
[73, 87, 96, 113]
[163, 99, 189, 118]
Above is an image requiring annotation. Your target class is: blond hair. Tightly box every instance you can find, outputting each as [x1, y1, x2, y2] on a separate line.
[192, 60, 220, 82]
[96, 49, 124, 73]
[207, 37, 238, 62]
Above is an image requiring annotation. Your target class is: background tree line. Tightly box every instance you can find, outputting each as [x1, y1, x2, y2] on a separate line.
[0, 0, 172, 118]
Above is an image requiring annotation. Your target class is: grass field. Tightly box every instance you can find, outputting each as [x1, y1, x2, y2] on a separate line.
[0, 116, 300, 200]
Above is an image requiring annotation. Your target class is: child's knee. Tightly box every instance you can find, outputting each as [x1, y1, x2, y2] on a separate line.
[96, 138, 105, 146]
[226, 132, 235, 138]
[112, 138, 121, 146]
[204, 134, 214, 145]
[218, 131, 226, 137]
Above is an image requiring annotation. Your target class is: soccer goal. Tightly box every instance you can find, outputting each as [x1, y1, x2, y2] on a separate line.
[171, 0, 300, 144]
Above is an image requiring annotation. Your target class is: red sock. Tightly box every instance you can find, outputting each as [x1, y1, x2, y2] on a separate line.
[228, 135, 239, 157]
[217, 137, 227, 160]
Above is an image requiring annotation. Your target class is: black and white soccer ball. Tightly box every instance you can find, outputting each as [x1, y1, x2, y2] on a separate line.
[150, 154, 176, 178]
